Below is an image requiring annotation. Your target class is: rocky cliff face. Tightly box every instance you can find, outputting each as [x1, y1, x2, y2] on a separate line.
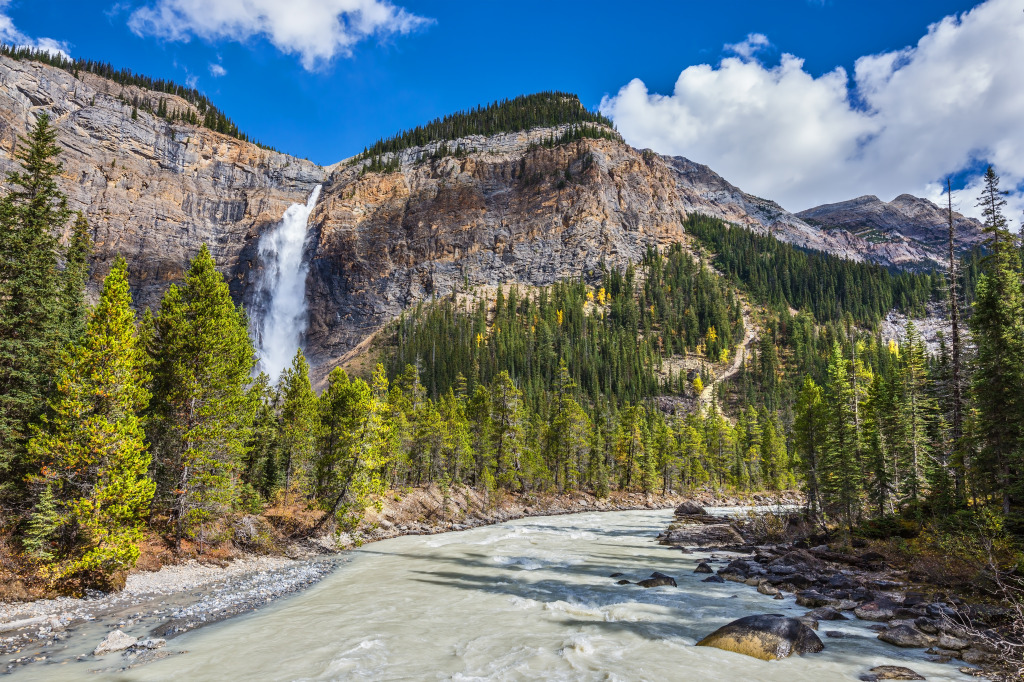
[797, 194, 985, 267]
[0, 54, 325, 310]
[0, 55, 972, 378]
[304, 130, 689, 372]
[663, 157, 982, 269]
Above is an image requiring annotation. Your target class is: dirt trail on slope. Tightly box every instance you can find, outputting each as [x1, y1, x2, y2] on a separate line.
[698, 297, 757, 413]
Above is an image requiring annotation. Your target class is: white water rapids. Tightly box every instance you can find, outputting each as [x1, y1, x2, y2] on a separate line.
[34, 509, 978, 681]
[255, 185, 322, 382]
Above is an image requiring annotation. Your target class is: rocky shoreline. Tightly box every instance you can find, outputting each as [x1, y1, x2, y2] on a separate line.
[656, 502, 1005, 680]
[1, 488, 770, 676]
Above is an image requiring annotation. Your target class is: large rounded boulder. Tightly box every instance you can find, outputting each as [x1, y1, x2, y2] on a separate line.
[696, 614, 825, 661]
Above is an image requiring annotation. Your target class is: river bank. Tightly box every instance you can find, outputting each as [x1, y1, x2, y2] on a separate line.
[658, 503, 1006, 680]
[0, 487, 800, 676]
[8, 507, 986, 682]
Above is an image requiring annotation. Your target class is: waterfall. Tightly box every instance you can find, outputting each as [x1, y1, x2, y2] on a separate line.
[255, 184, 322, 382]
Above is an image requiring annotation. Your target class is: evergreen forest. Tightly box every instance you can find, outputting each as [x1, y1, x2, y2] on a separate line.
[2, 107, 1024, 601]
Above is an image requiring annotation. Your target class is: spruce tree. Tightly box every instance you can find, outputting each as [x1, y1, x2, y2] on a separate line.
[61, 212, 92, 342]
[793, 376, 825, 517]
[970, 168, 1024, 514]
[26, 257, 153, 585]
[277, 349, 318, 503]
[0, 114, 72, 504]
[148, 245, 257, 547]
[821, 342, 862, 530]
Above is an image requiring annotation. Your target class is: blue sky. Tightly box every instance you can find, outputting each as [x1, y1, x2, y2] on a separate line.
[4, 0, 1023, 218]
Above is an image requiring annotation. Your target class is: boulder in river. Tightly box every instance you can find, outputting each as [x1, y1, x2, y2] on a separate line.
[638, 573, 677, 588]
[877, 624, 937, 648]
[94, 629, 138, 656]
[696, 614, 824, 661]
[674, 500, 707, 516]
[805, 606, 848, 621]
[694, 562, 713, 574]
[702, 575, 725, 583]
[660, 523, 745, 549]
[855, 598, 901, 622]
[863, 665, 926, 680]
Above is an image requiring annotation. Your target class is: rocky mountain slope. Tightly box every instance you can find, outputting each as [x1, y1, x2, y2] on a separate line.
[798, 194, 985, 267]
[0, 54, 971, 376]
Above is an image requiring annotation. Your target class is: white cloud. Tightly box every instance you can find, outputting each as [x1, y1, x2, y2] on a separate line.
[601, 0, 1024, 227]
[725, 33, 770, 60]
[0, 0, 70, 58]
[128, 0, 431, 70]
[208, 62, 227, 77]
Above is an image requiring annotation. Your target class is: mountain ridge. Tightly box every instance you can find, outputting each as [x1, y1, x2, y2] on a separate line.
[0, 51, 973, 376]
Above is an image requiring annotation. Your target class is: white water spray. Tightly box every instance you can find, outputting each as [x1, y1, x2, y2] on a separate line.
[255, 185, 322, 382]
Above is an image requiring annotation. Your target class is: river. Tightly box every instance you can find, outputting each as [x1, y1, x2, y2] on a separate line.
[20, 509, 977, 681]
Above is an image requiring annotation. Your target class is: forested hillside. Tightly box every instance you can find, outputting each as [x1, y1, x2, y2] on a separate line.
[2, 88, 1023, 609]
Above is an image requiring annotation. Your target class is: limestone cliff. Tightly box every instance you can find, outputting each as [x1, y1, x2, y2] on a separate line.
[304, 130, 689, 371]
[0, 54, 969, 378]
[0, 54, 325, 310]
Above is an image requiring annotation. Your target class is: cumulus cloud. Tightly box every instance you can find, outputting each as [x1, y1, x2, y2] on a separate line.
[128, 0, 431, 70]
[208, 62, 227, 77]
[601, 0, 1024, 226]
[0, 0, 70, 58]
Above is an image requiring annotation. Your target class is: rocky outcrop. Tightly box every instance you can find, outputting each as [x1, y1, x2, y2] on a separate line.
[798, 194, 985, 269]
[303, 132, 689, 374]
[695, 614, 824, 661]
[0, 55, 325, 312]
[0, 54, 973, 377]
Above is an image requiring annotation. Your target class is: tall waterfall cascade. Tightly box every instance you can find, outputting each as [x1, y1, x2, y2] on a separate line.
[254, 185, 322, 382]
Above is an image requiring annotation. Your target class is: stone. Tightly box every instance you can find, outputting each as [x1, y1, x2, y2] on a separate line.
[660, 523, 745, 549]
[638, 575, 677, 588]
[757, 583, 780, 596]
[616, 579, 631, 585]
[855, 598, 901, 622]
[798, 617, 819, 630]
[960, 648, 996, 665]
[805, 607, 848, 621]
[94, 630, 138, 656]
[694, 562, 713, 574]
[866, 665, 926, 680]
[609, 573, 624, 578]
[825, 630, 850, 638]
[674, 500, 707, 516]
[696, 614, 824, 661]
[702, 575, 725, 583]
[937, 633, 970, 650]
[796, 591, 833, 608]
[877, 625, 936, 648]
[131, 638, 166, 651]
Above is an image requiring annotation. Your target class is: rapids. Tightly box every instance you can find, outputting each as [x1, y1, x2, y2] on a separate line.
[23, 509, 978, 681]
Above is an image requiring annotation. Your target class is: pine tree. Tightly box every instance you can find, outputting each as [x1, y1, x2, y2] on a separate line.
[490, 371, 526, 490]
[793, 376, 825, 517]
[61, 212, 92, 342]
[310, 365, 391, 533]
[26, 257, 154, 585]
[821, 342, 862, 530]
[148, 245, 257, 547]
[277, 349, 318, 503]
[970, 168, 1024, 514]
[896, 321, 933, 513]
[0, 114, 72, 504]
